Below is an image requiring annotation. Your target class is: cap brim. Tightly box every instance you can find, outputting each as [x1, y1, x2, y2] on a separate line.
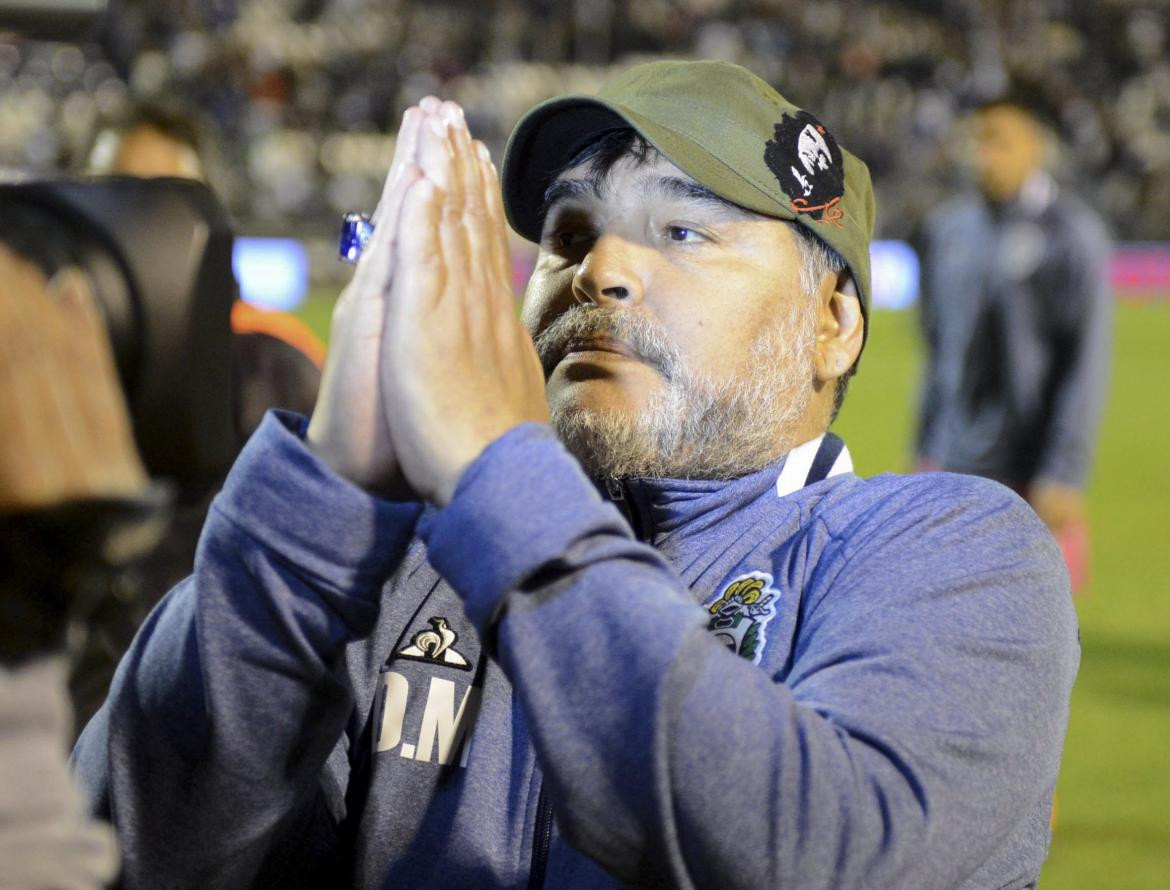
[502, 96, 630, 243]
[504, 94, 795, 242]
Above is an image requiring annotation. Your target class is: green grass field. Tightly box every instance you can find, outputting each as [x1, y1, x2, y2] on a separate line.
[296, 293, 1170, 888]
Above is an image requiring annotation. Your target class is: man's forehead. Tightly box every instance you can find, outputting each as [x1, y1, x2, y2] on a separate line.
[557, 148, 681, 184]
[542, 153, 755, 220]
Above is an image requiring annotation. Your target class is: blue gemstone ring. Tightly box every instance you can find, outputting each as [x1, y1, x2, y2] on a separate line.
[339, 212, 375, 264]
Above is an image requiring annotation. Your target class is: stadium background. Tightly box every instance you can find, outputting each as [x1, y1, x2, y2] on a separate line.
[3, 1, 1168, 886]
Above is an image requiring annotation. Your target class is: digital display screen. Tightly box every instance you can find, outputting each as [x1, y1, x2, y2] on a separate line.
[232, 237, 309, 311]
[869, 240, 920, 310]
[1110, 244, 1170, 301]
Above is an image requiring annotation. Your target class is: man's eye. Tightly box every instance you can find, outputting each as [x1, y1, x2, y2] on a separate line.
[551, 231, 588, 250]
[666, 226, 700, 242]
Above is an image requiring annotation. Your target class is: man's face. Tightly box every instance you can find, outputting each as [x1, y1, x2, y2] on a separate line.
[521, 151, 818, 479]
[974, 105, 1044, 202]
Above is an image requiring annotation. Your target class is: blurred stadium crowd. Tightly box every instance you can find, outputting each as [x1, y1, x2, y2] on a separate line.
[1, 0, 1168, 240]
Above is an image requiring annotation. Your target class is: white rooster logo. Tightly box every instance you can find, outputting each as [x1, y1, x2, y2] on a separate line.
[397, 616, 471, 669]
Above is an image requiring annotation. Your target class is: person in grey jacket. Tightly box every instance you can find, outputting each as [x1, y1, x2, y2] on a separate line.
[73, 61, 1078, 889]
[915, 92, 1113, 592]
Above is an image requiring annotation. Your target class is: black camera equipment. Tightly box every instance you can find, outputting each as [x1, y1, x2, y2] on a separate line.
[0, 177, 238, 501]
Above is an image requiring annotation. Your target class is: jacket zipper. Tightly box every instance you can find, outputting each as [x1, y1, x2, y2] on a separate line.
[605, 478, 645, 540]
[525, 480, 640, 888]
[526, 480, 637, 889]
[527, 783, 553, 890]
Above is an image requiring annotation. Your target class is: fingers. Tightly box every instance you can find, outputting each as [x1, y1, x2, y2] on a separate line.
[388, 99, 512, 329]
[373, 101, 549, 504]
[468, 141, 511, 325]
[372, 106, 424, 229]
[429, 104, 511, 319]
[349, 102, 428, 302]
[391, 175, 444, 321]
[417, 111, 454, 192]
[442, 108, 486, 303]
[354, 96, 442, 297]
[446, 104, 478, 221]
[476, 143, 515, 303]
[351, 163, 421, 299]
[438, 114, 470, 290]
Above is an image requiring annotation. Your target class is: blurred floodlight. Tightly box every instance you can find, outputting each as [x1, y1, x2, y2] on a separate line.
[232, 237, 309, 311]
[870, 240, 921, 310]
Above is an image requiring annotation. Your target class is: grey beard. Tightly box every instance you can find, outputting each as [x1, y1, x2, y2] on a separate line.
[536, 303, 817, 481]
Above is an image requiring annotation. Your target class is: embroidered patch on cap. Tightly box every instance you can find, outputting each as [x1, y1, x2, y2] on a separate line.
[764, 111, 846, 227]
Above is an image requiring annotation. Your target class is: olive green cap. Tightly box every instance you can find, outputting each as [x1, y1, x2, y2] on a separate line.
[501, 59, 876, 334]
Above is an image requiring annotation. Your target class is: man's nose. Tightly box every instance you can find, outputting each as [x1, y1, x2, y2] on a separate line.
[571, 234, 645, 305]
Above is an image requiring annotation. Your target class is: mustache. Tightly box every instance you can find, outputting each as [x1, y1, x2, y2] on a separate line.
[533, 306, 679, 379]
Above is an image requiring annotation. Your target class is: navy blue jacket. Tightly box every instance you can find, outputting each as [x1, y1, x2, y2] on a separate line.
[74, 412, 1078, 888]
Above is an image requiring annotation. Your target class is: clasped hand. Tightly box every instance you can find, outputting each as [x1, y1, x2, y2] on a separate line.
[307, 98, 549, 506]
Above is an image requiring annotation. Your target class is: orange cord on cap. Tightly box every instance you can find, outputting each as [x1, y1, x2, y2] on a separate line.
[789, 196, 845, 228]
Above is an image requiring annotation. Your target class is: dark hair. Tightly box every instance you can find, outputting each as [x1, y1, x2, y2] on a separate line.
[82, 100, 208, 175]
[114, 101, 204, 155]
[566, 126, 656, 176]
[541, 126, 855, 423]
[539, 128, 665, 224]
[974, 82, 1061, 133]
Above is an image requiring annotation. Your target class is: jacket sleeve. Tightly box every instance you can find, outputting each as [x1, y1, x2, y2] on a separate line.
[71, 410, 422, 888]
[1034, 214, 1113, 488]
[419, 424, 1080, 889]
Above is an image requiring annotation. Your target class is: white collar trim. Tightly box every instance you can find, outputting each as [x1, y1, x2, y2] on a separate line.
[775, 434, 853, 498]
[1019, 171, 1056, 215]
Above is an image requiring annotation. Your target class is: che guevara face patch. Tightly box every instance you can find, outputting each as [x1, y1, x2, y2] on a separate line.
[763, 111, 846, 227]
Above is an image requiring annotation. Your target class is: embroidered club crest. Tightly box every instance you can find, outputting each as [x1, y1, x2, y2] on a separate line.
[704, 572, 780, 665]
[763, 111, 846, 227]
[397, 616, 471, 669]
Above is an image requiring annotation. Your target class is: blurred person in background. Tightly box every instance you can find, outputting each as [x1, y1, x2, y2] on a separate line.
[86, 99, 325, 437]
[74, 62, 1077, 889]
[0, 204, 171, 889]
[85, 99, 326, 432]
[87, 101, 206, 181]
[915, 90, 1113, 594]
[66, 101, 326, 732]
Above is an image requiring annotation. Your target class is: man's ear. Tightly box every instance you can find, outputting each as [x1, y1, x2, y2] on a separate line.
[812, 269, 864, 383]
